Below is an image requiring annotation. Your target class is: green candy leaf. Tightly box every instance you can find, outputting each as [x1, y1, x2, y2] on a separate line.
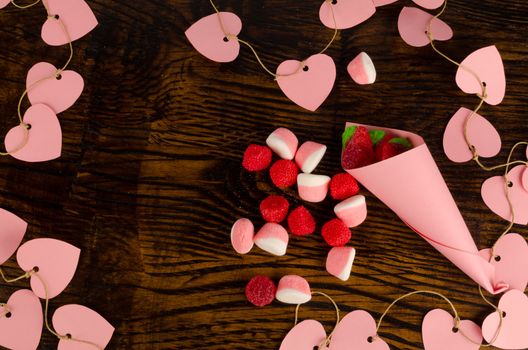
[389, 137, 412, 149]
[369, 130, 386, 145]
[342, 126, 357, 149]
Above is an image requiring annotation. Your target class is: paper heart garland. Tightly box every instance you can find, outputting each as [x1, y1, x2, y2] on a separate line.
[372, 0, 399, 6]
[185, 12, 242, 63]
[0, 0, 9, 9]
[398, 7, 453, 47]
[0, 208, 27, 265]
[456, 46, 506, 106]
[319, 0, 376, 29]
[482, 290, 528, 349]
[330, 310, 390, 350]
[17, 238, 81, 299]
[53, 304, 115, 350]
[479, 233, 528, 292]
[443, 107, 501, 163]
[522, 167, 528, 192]
[481, 165, 528, 225]
[41, 0, 98, 46]
[276, 54, 336, 111]
[4, 103, 62, 162]
[422, 309, 482, 350]
[0, 290, 43, 350]
[27, 62, 84, 114]
[279, 319, 327, 350]
[412, 0, 445, 10]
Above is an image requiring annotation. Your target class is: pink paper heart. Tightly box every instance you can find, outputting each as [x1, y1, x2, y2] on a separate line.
[398, 7, 453, 47]
[443, 107, 501, 163]
[17, 238, 80, 299]
[482, 290, 528, 349]
[4, 104, 62, 162]
[482, 165, 528, 225]
[0, 208, 27, 265]
[41, 0, 98, 46]
[456, 46, 506, 105]
[276, 54, 336, 112]
[0, 290, 43, 350]
[185, 12, 242, 63]
[27, 62, 84, 114]
[372, 0, 399, 7]
[329, 310, 389, 350]
[422, 309, 482, 350]
[411, 0, 445, 10]
[319, 0, 376, 29]
[279, 320, 327, 350]
[53, 304, 114, 350]
[0, 0, 10, 9]
[479, 233, 528, 292]
[522, 167, 528, 192]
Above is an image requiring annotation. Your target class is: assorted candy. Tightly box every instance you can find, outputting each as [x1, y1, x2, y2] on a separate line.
[232, 127, 371, 300]
[254, 223, 289, 256]
[270, 159, 299, 188]
[260, 195, 290, 223]
[245, 275, 277, 307]
[342, 125, 414, 169]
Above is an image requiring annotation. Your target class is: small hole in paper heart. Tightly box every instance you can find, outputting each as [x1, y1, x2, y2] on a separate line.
[5, 312, 12, 318]
[303, 66, 309, 72]
[482, 82, 487, 87]
[53, 14, 60, 20]
[332, 0, 338, 4]
[25, 124, 32, 130]
[367, 336, 374, 343]
[66, 333, 72, 339]
[32, 266, 39, 273]
[502, 311, 507, 318]
[313, 346, 319, 350]
[56, 74, 62, 80]
[494, 255, 502, 262]
[452, 327, 459, 333]
[507, 181, 513, 188]
[223, 37, 229, 42]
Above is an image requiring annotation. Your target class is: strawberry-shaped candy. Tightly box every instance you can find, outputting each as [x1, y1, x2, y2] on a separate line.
[341, 126, 375, 170]
[375, 135, 412, 161]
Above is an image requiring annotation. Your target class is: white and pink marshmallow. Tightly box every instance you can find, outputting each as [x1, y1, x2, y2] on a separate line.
[254, 223, 289, 256]
[326, 247, 356, 281]
[230, 218, 255, 254]
[348, 52, 376, 85]
[275, 275, 311, 304]
[266, 128, 298, 160]
[334, 195, 367, 228]
[295, 141, 327, 174]
[297, 173, 331, 203]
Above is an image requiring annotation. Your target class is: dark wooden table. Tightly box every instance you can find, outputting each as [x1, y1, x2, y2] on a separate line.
[0, 0, 526, 349]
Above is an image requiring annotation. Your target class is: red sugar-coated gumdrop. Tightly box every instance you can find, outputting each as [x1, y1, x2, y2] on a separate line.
[321, 218, 352, 247]
[260, 195, 290, 223]
[270, 159, 298, 188]
[242, 144, 273, 172]
[330, 173, 360, 200]
[245, 275, 276, 307]
[287, 206, 316, 236]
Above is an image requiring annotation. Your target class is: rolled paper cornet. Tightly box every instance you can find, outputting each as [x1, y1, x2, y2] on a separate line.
[342, 123, 508, 294]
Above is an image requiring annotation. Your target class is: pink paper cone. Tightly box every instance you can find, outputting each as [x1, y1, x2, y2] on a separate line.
[343, 123, 507, 294]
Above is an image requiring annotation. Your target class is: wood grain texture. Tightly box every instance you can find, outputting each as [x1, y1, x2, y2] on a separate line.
[0, 0, 527, 348]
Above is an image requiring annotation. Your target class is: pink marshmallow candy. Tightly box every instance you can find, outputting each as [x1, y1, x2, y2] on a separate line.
[334, 195, 367, 228]
[276, 275, 312, 304]
[348, 52, 376, 85]
[254, 223, 289, 256]
[266, 128, 298, 160]
[297, 173, 331, 203]
[230, 218, 255, 254]
[295, 141, 327, 174]
[326, 247, 356, 281]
